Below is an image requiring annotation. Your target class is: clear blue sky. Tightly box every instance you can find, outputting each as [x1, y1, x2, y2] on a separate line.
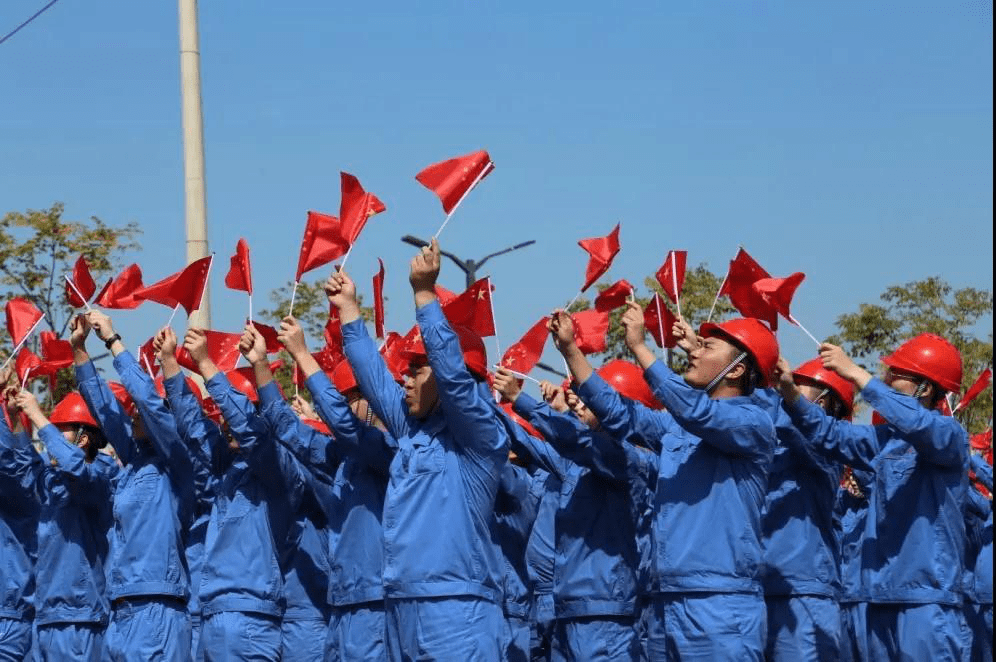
[1, 1, 992, 388]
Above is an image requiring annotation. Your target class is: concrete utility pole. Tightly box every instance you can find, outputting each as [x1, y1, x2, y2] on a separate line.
[178, 0, 211, 327]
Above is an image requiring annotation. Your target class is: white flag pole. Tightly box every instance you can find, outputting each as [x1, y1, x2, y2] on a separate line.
[788, 314, 822, 348]
[64, 275, 93, 311]
[0, 316, 46, 372]
[433, 163, 493, 240]
[288, 281, 300, 317]
[671, 252, 683, 320]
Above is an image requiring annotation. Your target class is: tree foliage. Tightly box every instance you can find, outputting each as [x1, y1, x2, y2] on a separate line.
[827, 276, 992, 434]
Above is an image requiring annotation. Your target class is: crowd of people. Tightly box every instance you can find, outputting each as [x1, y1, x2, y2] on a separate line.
[1, 239, 991, 661]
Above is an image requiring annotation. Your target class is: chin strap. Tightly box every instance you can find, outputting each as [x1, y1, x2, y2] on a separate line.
[705, 351, 748, 394]
[913, 380, 929, 400]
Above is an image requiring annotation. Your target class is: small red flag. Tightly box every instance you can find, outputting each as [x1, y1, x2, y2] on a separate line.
[339, 172, 386, 248]
[65, 256, 97, 308]
[39, 331, 74, 371]
[324, 307, 343, 357]
[970, 428, 992, 452]
[442, 278, 496, 338]
[134, 256, 213, 315]
[578, 224, 621, 292]
[752, 272, 806, 322]
[295, 211, 344, 282]
[719, 248, 778, 329]
[501, 316, 550, 374]
[5, 298, 44, 348]
[373, 259, 386, 340]
[594, 279, 634, 312]
[655, 250, 687, 306]
[137, 336, 161, 378]
[94, 264, 145, 310]
[380, 331, 407, 382]
[645, 293, 678, 349]
[14, 347, 41, 384]
[249, 321, 283, 355]
[435, 285, 458, 306]
[955, 367, 992, 413]
[224, 238, 253, 295]
[176, 330, 243, 373]
[571, 309, 610, 355]
[416, 149, 495, 214]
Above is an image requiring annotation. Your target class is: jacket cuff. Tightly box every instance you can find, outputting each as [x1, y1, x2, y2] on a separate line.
[415, 299, 445, 326]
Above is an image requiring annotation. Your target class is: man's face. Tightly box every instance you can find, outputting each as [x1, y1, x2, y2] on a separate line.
[684, 335, 743, 389]
[884, 368, 926, 398]
[404, 360, 439, 419]
[798, 383, 833, 415]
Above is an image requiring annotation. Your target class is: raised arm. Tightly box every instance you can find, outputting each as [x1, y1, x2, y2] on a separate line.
[574, 371, 674, 453]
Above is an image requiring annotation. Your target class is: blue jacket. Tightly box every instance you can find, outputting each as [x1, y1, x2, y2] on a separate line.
[342, 300, 509, 603]
[3, 422, 117, 625]
[77, 356, 194, 602]
[524, 470, 558, 606]
[192, 372, 302, 618]
[0, 421, 39, 620]
[783, 378, 969, 605]
[257, 381, 335, 622]
[495, 462, 542, 619]
[834, 468, 873, 604]
[299, 371, 395, 608]
[751, 389, 842, 599]
[510, 390, 651, 618]
[580, 362, 775, 595]
[965, 455, 992, 605]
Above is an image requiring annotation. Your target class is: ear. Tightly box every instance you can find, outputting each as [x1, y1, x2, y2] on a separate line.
[724, 361, 747, 383]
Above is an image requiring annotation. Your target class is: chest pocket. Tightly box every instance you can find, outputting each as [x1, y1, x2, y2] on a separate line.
[119, 468, 160, 503]
[403, 442, 445, 476]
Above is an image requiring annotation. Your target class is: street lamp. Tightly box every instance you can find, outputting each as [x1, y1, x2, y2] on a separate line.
[401, 235, 536, 289]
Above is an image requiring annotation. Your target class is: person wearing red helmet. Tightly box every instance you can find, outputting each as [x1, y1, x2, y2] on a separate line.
[775, 336, 971, 661]
[753, 357, 857, 662]
[555, 301, 778, 661]
[327, 239, 509, 661]
[270, 316, 397, 662]
[4, 382, 117, 662]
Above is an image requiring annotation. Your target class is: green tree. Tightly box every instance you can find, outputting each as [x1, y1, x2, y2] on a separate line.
[828, 276, 992, 434]
[1, 203, 141, 402]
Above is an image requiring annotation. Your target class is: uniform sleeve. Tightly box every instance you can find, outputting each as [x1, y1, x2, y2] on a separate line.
[576, 372, 675, 452]
[496, 463, 543, 540]
[860, 378, 968, 468]
[0, 419, 44, 506]
[783, 394, 880, 472]
[162, 373, 219, 507]
[496, 397, 566, 481]
[342, 317, 412, 441]
[970, 454, 993, 492]
[115, 351, 196, 523]
[75, 359, 137, 465]
[38, 423, 114, 507]
[644, 360, 775, 461]
[253, 382, 309, 511]
[304, 371, 396, 475]
[417, 301, 507, 458]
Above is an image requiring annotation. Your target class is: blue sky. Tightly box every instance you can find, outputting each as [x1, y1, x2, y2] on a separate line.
[1, 1, 992, 392]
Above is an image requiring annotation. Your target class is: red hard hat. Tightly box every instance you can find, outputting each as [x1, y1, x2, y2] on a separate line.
[699, 318, 779, 387]
[301, 418, 331, 436]
[332, 360, 358, 395]
[793, 358, 855, 416]
[881, 333, 962, 393]
[49, 392, 98, 429]
[500, 402, 544, 440]
[225, 369, 259, 403]
[402, 325, 488, 380]
[597, 359, 661, 410]
[107, 381, 137, 417]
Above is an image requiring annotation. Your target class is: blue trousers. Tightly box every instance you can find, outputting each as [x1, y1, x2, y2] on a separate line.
[190, 614, 202, 661]
[867, 603, 965, 662]
[530, 593, 555, 661]
[385, 596, 503, 662]
[325, 603, 386, 661]
[839, 602, 868, 662]
[104, 599, 191, 662]
[0, 618, 31, 662]
[646, 592, 765, 661]
[280, 618, 328, 661]
[199, 611, 281, 662]
[550, 615, 638, 662]
[764, 595, 840, 661]
[34, 621, 104, 662]
[966, 603, 993, 662]
[504, 615, 531, 662]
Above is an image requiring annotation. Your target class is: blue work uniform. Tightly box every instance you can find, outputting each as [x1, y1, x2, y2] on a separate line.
[0, 419, 40, 661]
[751, 389, 842, 661]
[194, 372, 302, 662]
[494, 460, 542, 662]
[510, 389, 651, 662]
[342, 300, 508, 662]
[76, 356, 194, 661]
[965, 455, 992, 662]
[783, 378, 970, 661]
[257, 382, 337, 662]
[298, 370, 396, 662]
[578, 363, 775, 661]
[4, 419, 116, 661]
[835, 467, 872, 662]
[524, 465, 558, 660]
